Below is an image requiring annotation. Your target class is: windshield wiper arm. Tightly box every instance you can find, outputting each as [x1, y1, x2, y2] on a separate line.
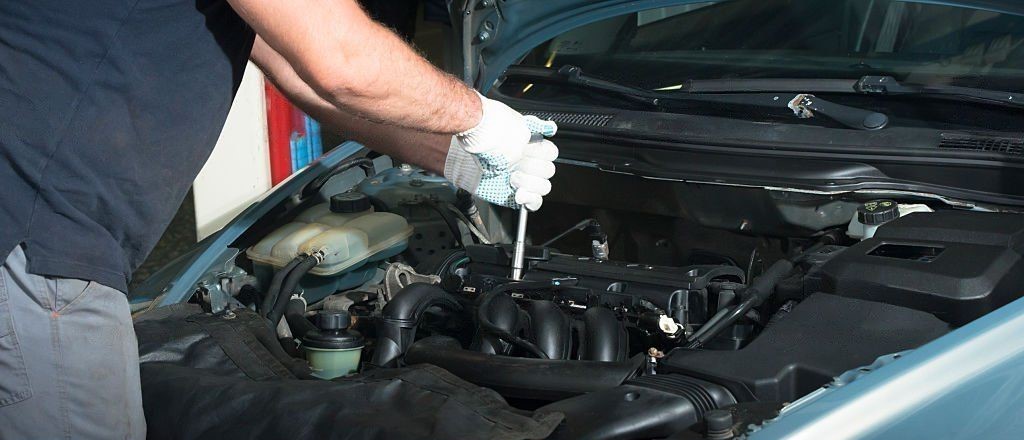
[505, 65, 663, 108]
[505, 65, 888, 130]
[787, 93, 889, 130]
[677, 75, 1023, 109]
[854, 76, 1024, 108]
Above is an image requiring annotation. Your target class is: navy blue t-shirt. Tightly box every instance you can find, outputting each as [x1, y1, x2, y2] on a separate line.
[0, 0, 255, 292]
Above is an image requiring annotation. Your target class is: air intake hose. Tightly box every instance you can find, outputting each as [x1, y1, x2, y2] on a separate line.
[370, 283, 462, 367]
[405, 336, 644, 401]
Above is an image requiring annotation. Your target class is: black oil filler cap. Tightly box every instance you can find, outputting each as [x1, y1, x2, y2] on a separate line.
[857, 199, 899, 225]
[330, 192, 372, 213]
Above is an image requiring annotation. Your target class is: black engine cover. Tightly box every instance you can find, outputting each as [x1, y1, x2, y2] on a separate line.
[818, 211, 1024, 325]
[661, 293, 949, 402]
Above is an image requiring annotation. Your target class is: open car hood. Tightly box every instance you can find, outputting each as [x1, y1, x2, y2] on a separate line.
[452, 0, 1024, 90]
[449, 0, 1024, 208]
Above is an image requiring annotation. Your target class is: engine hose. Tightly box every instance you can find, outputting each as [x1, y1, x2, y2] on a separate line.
[684, 239, 829, 348]
[371, 283, 463, 367]
[267, 254, 320, 327]
[260, 257, 303, 316]
[421, 200, 465, 247]
[685, 259, 794, 349]
[686, 306, 731, 344]
[284, 298, 317, 340]
[476, 281, 565, 359]
[405, 336, 645, 401]
[302, 156, 374, 198]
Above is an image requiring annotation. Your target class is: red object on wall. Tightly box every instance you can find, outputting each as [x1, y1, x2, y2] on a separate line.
[265, 83, 294, 185]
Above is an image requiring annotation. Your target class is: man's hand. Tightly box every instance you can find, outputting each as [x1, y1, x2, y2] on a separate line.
[444, 94, 558, 211]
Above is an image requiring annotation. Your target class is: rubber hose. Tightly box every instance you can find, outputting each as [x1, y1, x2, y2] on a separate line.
[685, 259, 794, 349]
[370, 283, 463, 367]
[267, 255, 319, 327]
[686, 306, 731, 344]
[284, 298, 317, 340]
[422, 200, 464, 247]
[303, 157, 374, 197]
[261, 257, 303, 316]
[405, 336, 644, 401]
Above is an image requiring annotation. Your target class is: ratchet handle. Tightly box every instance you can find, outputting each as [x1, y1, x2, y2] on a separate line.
[511, 126, 555, 280]
[511, 207, 529, 280]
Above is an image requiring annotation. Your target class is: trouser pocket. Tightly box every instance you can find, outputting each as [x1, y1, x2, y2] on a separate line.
[0, 271, 32, 407]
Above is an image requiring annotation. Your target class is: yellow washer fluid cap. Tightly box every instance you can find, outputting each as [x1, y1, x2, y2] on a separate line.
[246, 201, 413, 276]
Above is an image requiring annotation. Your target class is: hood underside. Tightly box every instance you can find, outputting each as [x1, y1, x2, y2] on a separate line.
[455, 0, 1024, 90]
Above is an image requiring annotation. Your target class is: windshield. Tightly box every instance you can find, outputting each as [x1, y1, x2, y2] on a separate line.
[509, 0, 1024, 93]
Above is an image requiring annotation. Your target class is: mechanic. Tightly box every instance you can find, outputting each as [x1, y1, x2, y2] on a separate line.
[0, 1, 558, 438]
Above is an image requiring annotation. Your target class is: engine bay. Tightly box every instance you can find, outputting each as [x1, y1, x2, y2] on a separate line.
[189, 156, 1024, 439]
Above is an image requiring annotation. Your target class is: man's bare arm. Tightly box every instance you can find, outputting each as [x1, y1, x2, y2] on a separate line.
[229, 0, 480, 134]
[251, 36, 451, 174]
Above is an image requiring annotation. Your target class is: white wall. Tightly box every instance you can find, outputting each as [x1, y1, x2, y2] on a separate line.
[193, 62, 272, 240]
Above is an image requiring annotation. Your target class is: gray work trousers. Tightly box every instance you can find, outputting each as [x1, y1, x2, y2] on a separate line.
[0, 246, 145, 439]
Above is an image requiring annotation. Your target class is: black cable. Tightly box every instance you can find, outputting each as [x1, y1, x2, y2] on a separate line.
[302, 156, 375, 198]
[541, 218, 597, 247]
[261, 257, 303, 316]
[685, 258, 795, 349]
[366, 194, 390, 213]
[267, 254, 320, 327]
[421, 200, 465, 248]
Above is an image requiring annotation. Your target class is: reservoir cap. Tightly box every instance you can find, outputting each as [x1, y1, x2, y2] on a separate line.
[330, 192, 372, 213]
[303, 311, 365, 350]
[857, 199, 899, 225]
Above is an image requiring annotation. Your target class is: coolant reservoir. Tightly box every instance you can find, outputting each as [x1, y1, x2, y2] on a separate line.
[246, 192, 413, 276]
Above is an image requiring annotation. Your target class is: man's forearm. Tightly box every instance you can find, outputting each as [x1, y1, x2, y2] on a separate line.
[229, 0, 480, 135]
[252, 37, 451, 174]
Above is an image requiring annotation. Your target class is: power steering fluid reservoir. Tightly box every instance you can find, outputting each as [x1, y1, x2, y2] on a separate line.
[303, 310, 364, 378]
[246, 192, 413, 276]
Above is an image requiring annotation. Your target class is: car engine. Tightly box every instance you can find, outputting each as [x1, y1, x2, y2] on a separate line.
[213, 156, 1024, 439]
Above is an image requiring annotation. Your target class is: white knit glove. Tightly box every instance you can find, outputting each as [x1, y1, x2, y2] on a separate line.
[444, 93, 558, 211]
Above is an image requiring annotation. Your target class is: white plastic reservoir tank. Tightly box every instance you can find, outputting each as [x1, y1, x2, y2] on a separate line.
[247, 192, 413, 276]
